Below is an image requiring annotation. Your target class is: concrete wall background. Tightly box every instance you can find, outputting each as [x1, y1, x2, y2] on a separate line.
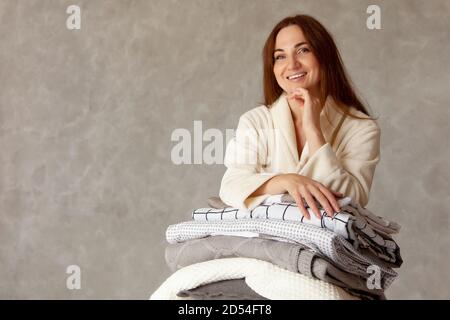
[0, 0, 449, 299]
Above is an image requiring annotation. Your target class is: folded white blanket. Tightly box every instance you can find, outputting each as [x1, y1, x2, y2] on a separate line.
[150, 257, 359, 300]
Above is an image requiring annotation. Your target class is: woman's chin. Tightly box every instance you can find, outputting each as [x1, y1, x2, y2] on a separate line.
[293, 83, 309, 90]
[284, 83, 309, 92]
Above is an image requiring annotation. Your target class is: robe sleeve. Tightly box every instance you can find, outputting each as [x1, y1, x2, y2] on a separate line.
[299, 119, 381, 207]
[219, 113, 281, 210]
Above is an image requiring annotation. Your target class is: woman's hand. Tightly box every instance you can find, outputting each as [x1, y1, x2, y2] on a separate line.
[277, 173, 342, 220]
[287, 87, 325, 134]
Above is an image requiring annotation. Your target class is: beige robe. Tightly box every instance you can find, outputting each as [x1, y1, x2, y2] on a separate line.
[219, 92, 381, 210]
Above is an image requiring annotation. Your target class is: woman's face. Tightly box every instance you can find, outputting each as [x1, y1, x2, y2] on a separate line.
[273, 25, 321, 96]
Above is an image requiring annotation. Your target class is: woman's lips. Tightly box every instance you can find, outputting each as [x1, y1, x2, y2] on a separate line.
[287, 72, 307, 82]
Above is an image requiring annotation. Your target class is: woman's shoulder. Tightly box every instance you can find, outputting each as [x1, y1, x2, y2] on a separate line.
[344, 106, 380, 134]
[238, 104, 273, 128]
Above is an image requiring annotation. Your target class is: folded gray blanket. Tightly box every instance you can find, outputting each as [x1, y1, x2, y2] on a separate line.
[166, 235, 385, 300]
[166, 219, 398, 289]
[203, 196, 402, 267]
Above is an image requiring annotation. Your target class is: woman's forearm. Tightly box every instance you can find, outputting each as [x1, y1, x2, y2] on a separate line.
[249, 174, 287, 197]
[305, 127, 326, 156]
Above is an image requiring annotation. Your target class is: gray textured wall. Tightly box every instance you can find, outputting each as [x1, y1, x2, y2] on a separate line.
[0, 0, 449, 299]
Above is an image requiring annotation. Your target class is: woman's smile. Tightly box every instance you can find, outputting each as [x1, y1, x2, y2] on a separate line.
[287, 71, 307, 82]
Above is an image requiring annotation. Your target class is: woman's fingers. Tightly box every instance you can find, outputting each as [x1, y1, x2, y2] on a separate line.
[292, 88, 310, 101]
[317, 185, 341, 214]
[288, 176, 344, 220]
[288, 91, 305, 102]
[291, 190, 310, 220]
[301, 190, 321, 219]
[309, 186, 335, 217]
[333, 191, 344, 198]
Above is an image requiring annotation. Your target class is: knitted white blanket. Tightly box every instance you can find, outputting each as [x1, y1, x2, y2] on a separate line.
[150, 257, 359, 300]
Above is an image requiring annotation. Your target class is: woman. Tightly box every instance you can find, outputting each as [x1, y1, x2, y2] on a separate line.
[219, 14, 380, 220]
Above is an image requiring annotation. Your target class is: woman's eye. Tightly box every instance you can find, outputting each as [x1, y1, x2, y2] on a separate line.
[274, 55, 285, 60]
[297, 47, 310, 54]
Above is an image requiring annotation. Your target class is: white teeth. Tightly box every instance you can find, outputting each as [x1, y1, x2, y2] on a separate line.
[288, 72, 306, 80]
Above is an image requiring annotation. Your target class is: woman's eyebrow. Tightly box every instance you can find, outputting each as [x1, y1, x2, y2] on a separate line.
[273, 41, 308, 54]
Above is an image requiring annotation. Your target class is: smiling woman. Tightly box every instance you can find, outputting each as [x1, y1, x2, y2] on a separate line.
[219, 14, 381, 219]
[273, 27, 322, 109]
[152, 12, 406, 302]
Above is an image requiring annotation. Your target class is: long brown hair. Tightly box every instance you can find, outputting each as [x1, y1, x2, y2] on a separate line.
[262, 14, 376, 120]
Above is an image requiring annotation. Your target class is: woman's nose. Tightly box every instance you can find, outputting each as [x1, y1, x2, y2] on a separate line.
[288, 56, 301, 69]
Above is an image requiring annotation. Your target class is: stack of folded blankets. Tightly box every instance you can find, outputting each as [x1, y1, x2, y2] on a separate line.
[150, 194, 402, 300]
